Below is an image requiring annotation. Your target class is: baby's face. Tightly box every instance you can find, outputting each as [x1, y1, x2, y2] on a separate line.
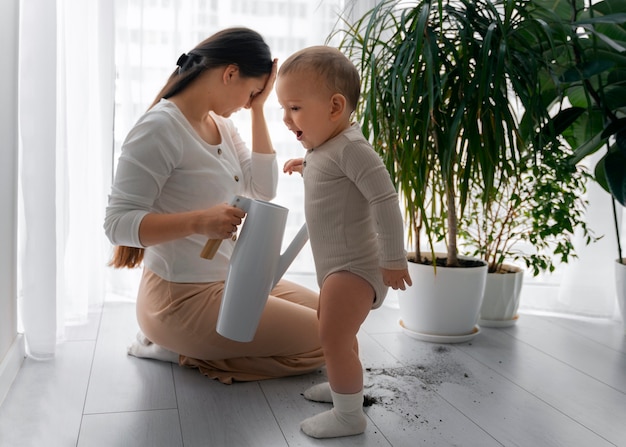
[276, 71, 340, 150]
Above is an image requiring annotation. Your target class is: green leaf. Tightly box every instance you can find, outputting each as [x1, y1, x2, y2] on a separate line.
[604, 150, 626, 206]
[575, 13, 626, 27]
[560, 59, 616, 83]
[543, 107, 586, 137]
[601, 118, 626, 140]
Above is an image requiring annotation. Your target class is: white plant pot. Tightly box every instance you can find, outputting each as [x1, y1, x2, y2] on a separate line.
[614, 259, 626, 333]
[398, 253, 487, 341]
[479, 264, 523, 327]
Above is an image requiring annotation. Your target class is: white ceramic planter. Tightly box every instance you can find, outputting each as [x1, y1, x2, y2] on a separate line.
[479, 265, 523, 327]
[614, 259, 626, 333]
[398, 253, 487, 340]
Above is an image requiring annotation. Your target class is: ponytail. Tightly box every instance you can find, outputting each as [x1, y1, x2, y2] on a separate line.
[109, 246, 144, 269]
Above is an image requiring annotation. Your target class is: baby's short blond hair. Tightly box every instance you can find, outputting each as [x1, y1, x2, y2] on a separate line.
[279, 46, 360, 112]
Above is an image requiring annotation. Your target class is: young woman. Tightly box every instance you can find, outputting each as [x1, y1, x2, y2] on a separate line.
[104, 28, 324, 384]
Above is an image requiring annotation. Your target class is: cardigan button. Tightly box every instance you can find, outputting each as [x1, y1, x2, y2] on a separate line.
[231, 234, 237, 241]
[217, 147, 222, 155]
[234, 175, 239, 182]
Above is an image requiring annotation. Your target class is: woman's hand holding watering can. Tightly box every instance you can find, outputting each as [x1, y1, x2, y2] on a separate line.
[199, 198, 246, 260]
[196, 202, 246, 240]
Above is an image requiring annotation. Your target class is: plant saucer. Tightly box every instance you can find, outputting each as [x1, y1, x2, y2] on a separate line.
[478, 314, 519, 328]
[399, 320, 481, 344]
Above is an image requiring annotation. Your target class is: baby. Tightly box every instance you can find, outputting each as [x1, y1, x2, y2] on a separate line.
[276, 46, 412, 439]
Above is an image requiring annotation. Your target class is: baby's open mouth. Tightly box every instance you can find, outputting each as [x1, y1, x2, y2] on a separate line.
[296, 130, 303, 140]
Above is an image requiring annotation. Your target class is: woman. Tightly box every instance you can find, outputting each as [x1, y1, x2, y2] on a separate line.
[104, 27, 324, 384]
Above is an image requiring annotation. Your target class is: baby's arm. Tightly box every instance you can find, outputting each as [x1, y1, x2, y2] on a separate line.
[340, 142, 412, 289]
[283, 158, 304, 175]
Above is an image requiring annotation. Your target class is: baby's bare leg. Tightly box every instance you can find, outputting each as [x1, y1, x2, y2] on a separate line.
[303, 338, 359, 403]
[300, 272, 373, 438]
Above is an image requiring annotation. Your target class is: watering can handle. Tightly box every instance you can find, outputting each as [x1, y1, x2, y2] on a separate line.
[200, 239, 222, 260]
[200, 196, 245, 260]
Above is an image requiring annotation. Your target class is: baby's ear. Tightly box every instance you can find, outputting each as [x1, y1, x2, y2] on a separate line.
[329, 93, 347, 120]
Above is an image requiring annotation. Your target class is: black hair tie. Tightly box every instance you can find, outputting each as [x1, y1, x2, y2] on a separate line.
[177, 53, 202, 73]
[176, 53, 189, 68]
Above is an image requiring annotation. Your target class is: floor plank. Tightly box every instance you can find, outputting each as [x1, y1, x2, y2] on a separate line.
[78, 409, 183, 447]
[501, 315, 626, 393]
[83, 301, 177, 414]
[64, 308, 102, 342]
[374, 331, 616, 447]
[459, 325, 626, 446]
[542, 314, 626, 353]
[0, 341, 94, 447]
[174, 366, 288, 447]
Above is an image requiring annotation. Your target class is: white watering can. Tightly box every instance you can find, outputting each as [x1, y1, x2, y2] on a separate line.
[200, 195, 309, 342]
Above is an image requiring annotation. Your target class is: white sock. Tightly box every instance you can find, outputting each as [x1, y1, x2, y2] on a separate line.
[303, 382, 333, 403]
[127, 331, 179, 363]
[300, 389, 367, 438]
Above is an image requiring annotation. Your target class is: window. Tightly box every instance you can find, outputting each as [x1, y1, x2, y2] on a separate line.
[112, 0, 350, 293]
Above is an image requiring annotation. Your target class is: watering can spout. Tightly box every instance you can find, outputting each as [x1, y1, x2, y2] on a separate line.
[273, 223, 308, 289]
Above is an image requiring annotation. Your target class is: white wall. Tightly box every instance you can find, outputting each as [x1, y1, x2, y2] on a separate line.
[0, 0, 24, 404]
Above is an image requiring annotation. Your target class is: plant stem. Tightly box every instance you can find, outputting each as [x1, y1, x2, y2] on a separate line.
[612, 197, 623, 264]
[446, 185, 459, 267]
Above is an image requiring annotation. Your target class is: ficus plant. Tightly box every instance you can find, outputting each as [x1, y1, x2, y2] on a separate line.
[457, 142, 594, 275]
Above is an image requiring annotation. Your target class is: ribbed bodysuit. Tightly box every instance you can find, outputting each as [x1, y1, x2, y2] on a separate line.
[303, 123, 407, 308]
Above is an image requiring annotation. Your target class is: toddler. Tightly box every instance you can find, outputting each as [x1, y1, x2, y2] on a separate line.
[277, 46, 412, 439]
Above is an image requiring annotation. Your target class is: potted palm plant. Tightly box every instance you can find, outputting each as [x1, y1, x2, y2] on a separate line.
[333, 0, 560, 339]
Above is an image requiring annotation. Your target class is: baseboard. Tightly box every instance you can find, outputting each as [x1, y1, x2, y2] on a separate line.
[0, 333, 25, 406]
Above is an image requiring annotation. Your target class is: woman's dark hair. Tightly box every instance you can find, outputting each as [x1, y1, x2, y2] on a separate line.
[150, 27, 273, 108]
[111, 28, 272, 269]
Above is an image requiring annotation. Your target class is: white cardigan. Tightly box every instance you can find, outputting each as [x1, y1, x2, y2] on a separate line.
[104, 99, 278, 282]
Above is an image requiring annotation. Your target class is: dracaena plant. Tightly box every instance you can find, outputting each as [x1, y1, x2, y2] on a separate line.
[333, 0, 561, 267]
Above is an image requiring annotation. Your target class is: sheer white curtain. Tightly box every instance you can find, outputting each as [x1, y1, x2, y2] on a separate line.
[18, 0, 114, 358]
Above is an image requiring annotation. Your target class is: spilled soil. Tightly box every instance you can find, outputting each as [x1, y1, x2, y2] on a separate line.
[362, 345, 473, 426]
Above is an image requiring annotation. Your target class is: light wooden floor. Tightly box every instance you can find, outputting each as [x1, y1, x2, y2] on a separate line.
[1, 276, 625, 447]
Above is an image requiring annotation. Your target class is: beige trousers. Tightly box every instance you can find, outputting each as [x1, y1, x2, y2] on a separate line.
[136, 268, 325, 384]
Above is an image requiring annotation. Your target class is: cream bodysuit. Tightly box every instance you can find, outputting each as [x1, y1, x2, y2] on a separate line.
[303, 123, 407, 307]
